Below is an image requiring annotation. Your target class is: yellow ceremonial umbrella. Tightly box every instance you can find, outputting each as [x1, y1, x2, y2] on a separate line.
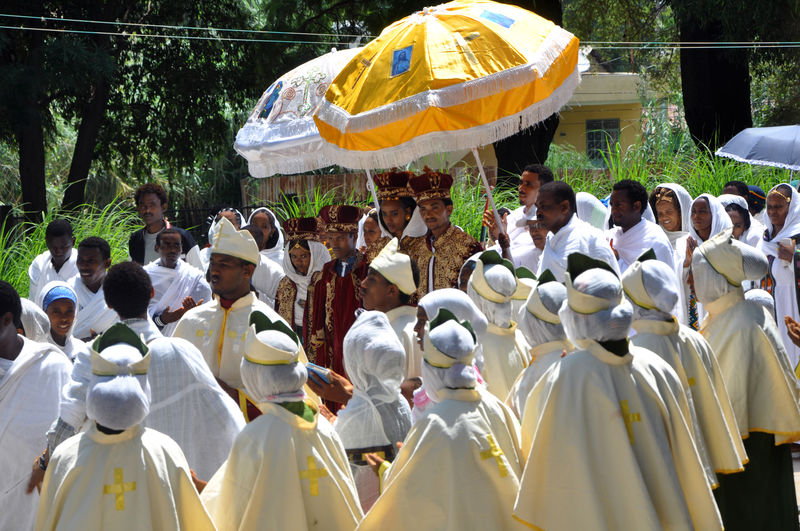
[313, 0, 580, 227]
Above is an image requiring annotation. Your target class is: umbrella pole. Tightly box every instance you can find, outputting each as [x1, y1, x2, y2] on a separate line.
[365, 169, 381, 208]
[471, 147, 505, 235]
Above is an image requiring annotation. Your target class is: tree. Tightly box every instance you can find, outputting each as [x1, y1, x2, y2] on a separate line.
[0, 0, 262, 218]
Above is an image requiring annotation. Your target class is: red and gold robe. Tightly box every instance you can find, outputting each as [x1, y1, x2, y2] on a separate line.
[405, 224, 483, 298]
[304, 254, 368, 381]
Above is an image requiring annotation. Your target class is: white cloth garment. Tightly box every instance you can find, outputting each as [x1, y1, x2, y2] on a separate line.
[248, 207, 285, 265]
[251, 253, 285, 307]
[385, 305, 423, 379]
[335, 311, 412, 512]
[506, 203, 536, 247]
[282, 240, 329, 328]
[576, 192, 610, 230]
[54, 318, 244, 481]
[654, 183, 694, 326]
[146, 334, 246, 480]
[606, 217, 677, 273]
[144, 258, 212, 336]
[538, 214, 620, 281]
[19, 298, 50, 342]
[69, 276, 118, 340]
[28, 250, 78, 304]
[758, 184, 800, 367]
[0, 337, 72, 531]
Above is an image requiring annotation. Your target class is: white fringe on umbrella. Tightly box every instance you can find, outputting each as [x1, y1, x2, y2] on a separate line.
[315, 26, 577, 136]
[715, 150, 800, 172]
[320, 67, 579, 171]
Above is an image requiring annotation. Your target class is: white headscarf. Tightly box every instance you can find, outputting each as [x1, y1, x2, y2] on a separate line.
[240, 330, 307, 404]
[19, 298, 50, 343]
[518, 281, 567, 345]
[85, 344, 151, 431]
[689, 194, 733, 243]
[624, 260, 679, 322]
[248, 207, 285, 262]
[654, 183, 693, 238]
[467, 261, 517, 328]
[418, 288, 488, 338]
[421, 319, 479, 404]
[378, 204, 428, 240]
[760, 184, 800, 257]
[336, 311, 412, 449]
[576, 192, 609, 231]
[281, 240, 330, 327]
[560, 269, 634, 343]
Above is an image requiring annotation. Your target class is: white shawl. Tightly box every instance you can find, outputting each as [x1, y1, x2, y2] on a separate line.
[248, 207, 285, 265]
[689, 194, 732, 244]
[69, 276, 118, 340]
[144, 258, 210, 336]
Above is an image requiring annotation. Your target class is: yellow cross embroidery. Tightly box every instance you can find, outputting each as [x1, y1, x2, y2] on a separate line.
[620, 400, 642, 446]
[299, 456, 328, 496]
[195, 329, 213, 338]
[688, 377, 696, 386]
[479, 434, 508, 477]
[103, 468, 136, 511]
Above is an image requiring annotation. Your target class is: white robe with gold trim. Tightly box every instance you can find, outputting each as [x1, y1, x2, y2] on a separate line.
[35, 423, 214, 531]
[201, 402, 363, 531]
[506, 339, 570, 420]
[700, 288, 800, 442]
[515, 340, 722, 530]
[480, 322, 527, 401]
[357, 388, 520, 531]
[631, 318, 746, 478]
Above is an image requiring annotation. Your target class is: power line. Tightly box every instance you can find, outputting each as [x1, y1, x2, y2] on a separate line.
[0, 13, 369, 38]
[0, 25, 353, 46]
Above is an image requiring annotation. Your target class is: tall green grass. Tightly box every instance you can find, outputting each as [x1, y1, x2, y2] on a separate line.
[0, 201, 141, 298]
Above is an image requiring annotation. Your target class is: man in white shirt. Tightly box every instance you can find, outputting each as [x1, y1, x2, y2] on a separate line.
[536, 181, 619, 281]
[606, 179, 676, 273]
[144, 228, 211, 336]
[28, 219, 78, 303]
[69, 237, 118, 340]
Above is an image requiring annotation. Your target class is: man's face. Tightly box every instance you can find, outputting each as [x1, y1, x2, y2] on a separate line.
[156, 233, 182, 268]
[76, 247, 110, 287]
[45, 299, 75, 341]
[527, 220, 549, 250]
[418, 199, 452, 235]
[609, 189, 642, 230]
[208, 253, 252, 298]
[136, 193, 167, 227]
[46, 234, 75, 268]
[380, 200, 410, 238]
[518, 171, 541, 208]
[250, 212, 273, 247]
[327, 232, 355, 260]
[360, 269, 395, 310]
[534, 190, 569, 232]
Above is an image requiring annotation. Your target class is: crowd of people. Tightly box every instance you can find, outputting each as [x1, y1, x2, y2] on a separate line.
[3, 165, 800, 530]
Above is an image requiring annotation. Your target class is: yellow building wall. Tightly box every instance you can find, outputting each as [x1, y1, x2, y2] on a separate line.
[552, 103, 642, 156]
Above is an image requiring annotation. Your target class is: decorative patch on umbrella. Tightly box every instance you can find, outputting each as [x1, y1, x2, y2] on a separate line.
[391, 46, 413, 77]
[258, 81, 283, 120]
[480, 10, 515, 28]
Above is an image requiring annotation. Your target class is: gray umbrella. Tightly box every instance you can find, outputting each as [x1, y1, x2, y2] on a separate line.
[716, 125, 800, 171]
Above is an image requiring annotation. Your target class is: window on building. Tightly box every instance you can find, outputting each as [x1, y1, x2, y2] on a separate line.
[586, 119, 620, 166]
